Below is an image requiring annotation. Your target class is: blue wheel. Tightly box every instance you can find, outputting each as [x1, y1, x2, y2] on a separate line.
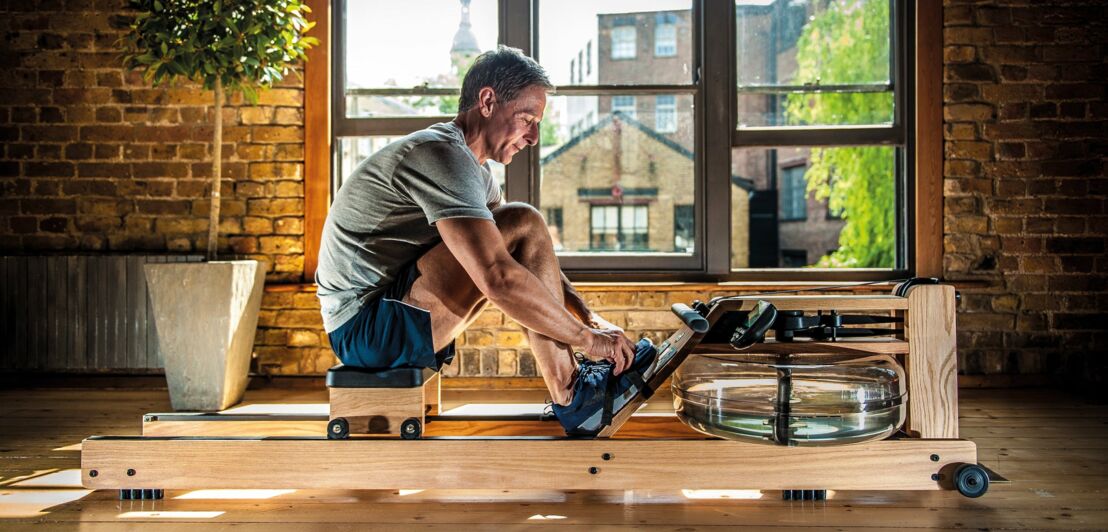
[954, 463, 989, 498]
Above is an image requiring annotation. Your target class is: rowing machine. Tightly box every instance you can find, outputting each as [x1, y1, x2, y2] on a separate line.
[81, 282, 1003, 499]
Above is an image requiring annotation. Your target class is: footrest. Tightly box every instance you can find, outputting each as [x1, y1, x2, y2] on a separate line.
[326, 364, 434, 388]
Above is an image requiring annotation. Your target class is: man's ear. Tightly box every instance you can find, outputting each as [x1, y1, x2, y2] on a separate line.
[477, 87, 496, 117]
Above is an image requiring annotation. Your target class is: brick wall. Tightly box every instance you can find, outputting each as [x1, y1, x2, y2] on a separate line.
[2, 1, 1105, 387]
[0, 1, 307, 282]
[942, 0, 1106, 389]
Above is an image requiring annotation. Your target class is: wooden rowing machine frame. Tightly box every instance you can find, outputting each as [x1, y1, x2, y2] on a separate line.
[81, 283, 1002, 499]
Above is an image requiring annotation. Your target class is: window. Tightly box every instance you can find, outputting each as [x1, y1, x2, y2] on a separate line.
[611, 25, 637, 59]
[324, 0, 919, 280]
[545, 207, 564, 251]
[611, 95, 636, 120]
[781, 249, 808, 267]
[655, 95, 677, 133]
[655, 13, 677, 56]
[780, 165, 806, 221]
[332, 0, 500, 196]
[590, 205, 648, 251]
[674, 204, 694, 252]
[586, 40, 592, 75]
[731, 0, 905, 272]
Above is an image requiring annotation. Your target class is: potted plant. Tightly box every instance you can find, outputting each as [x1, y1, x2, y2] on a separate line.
[119, 0, 317, 411]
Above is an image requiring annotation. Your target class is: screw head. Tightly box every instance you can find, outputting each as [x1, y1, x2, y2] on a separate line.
[331, 424, 342, 434]
[931, 473, 941, 481]
[930, 454, 940, 462]
[89, 470, 98, 478]
[127, 469, 136, 476]
[601, 453, 612, 461]
[588, 467, 599, 475]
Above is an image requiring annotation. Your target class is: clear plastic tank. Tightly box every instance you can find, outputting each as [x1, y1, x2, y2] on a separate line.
[672, 353, 907, 446]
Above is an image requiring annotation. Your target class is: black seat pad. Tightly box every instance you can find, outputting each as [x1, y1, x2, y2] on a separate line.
[326, 364, 434, 388]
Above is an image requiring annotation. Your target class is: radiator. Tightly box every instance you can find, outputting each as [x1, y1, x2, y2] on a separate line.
[0, 255, 203, 372]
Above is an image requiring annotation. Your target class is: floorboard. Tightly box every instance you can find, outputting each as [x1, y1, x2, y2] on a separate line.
[0, 386, 1105, 530]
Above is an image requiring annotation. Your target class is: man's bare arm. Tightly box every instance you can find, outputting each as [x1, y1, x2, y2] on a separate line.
[560, 271, 593, 326]
[436, 217, 584, 347]
[436, 217, 634, 372]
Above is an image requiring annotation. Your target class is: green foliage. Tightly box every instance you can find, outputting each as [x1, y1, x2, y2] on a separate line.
[119, 0, 319, 103]
[782, 0, 894, 268]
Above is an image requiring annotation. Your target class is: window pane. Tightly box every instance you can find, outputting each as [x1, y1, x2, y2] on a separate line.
[337, 136, 504, 198]
[540, 95, 695, 254]
[735, 0, 893, 128]
[344, 0, 498, 117]
[730, 145, 896, 269]
[539, 0, 693, 86]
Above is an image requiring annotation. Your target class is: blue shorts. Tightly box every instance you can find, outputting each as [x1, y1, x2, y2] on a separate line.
[328, 262, 455, 370]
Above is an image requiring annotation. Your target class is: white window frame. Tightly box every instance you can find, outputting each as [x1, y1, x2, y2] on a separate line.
[611, 25, 637, 59]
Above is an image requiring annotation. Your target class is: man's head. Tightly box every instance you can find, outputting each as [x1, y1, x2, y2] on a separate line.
[457, 45, 553, 164]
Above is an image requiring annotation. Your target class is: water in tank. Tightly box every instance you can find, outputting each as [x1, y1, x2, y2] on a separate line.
[672, 353, 907, 446]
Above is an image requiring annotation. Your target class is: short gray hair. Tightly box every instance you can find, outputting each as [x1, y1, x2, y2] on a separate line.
[458, 45, 552, 113]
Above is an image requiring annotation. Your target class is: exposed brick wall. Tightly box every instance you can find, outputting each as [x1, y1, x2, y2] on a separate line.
[942, 0, 1107, 388]
[3, 1, 1105, 387]
[253, 284, 889, 378]
[0, 1, 306, 282]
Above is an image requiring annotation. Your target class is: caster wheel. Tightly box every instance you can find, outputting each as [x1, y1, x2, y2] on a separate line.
[782, 489, 825, 501]
[400, 417, 422, 440]
[120, 488, 164, 500]
[327, 418, 350, 440]
[954, 463, 989, 498]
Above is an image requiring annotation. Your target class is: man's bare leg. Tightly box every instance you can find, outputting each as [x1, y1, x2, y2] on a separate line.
[402, 202, 579, 404]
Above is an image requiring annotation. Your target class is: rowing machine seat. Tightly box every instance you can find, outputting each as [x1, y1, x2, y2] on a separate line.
[326, 364, 434, 389]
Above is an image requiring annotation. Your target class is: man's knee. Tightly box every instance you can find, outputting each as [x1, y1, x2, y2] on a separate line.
[493, 202, 546, 241]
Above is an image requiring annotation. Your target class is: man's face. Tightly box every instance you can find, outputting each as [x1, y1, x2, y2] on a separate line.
[484, 84, 547, 164]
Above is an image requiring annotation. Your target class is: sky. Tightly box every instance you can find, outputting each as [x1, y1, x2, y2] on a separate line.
[344, 0, 691, 89]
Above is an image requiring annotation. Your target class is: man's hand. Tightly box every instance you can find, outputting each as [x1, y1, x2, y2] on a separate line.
[579, 327, 635, 376]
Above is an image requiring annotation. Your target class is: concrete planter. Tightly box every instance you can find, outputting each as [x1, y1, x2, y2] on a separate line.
[145, 260, 267, 411]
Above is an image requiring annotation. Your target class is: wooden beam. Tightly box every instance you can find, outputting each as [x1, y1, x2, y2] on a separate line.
[82, 437, 976, 491]
[905, 284, 959, 438]
[915, 0, 943, 278]
[302, 0, 330, 281]
[714, 295, 909, 311]
[693, 338, 909, 356]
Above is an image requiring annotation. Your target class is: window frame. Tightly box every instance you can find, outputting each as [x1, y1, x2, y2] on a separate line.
[307, 0, 942, 283]
[610, 24, 637, 60]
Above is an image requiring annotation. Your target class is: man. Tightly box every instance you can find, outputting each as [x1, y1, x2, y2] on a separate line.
[316, 46, 656, 436]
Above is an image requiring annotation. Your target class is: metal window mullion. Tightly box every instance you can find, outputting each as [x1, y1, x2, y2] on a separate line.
[701, 0, 731, 275]
[733, 125, 903, 147]
[736, 83, 892, 94]
[333, 116, 453, 137]
[553, 84, 696, 95]
[502, 0, 533, 204]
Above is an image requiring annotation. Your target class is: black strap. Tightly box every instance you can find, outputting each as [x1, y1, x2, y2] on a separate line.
[624, 369, 652, 400]
[601, 371, 617, 428]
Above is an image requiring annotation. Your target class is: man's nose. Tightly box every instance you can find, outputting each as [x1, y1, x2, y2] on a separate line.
[525, 122, 539, 145]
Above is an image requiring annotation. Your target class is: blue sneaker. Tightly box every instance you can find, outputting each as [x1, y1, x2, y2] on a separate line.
[552, 338, 658, 437]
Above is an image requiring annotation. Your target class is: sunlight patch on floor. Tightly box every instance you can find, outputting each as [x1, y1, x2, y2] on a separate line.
[219, 403, 327, 415]
[681, 489, 764, 500]
[11, 469, 83, 488]
[175, 489, 296, 500]
[527, 514, 567, 520]
[52, 442, 83, 452]
[0, 489, 92, 518]
[118, 510, 225, 519]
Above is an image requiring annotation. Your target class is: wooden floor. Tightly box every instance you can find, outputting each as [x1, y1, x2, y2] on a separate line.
[1, 385, 1106, 530]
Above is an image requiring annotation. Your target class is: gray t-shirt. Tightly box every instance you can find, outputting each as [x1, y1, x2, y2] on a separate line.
[315, 121, 502, 332]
